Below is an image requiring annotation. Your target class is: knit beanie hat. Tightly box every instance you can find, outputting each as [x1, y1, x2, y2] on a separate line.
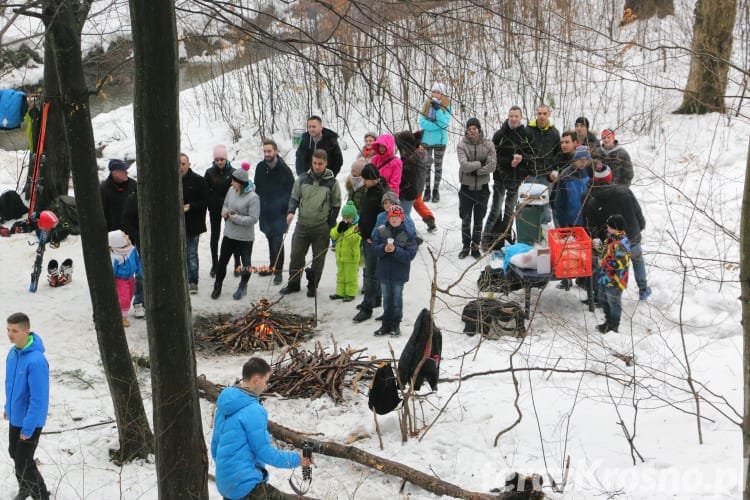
[232, 168, 249, 185]
[573, 145, 591, 161]
[465, 117, 482, 131]
[575, 116, 590, 129]
[108, 159, 128, 171]
[361, 164, 379, 180]
[381, 191, 400, 205]
[601, 129, 615, 139]
[431, 82, 447, 95]
[593, 163, 613, 184]
[387, 205, 405, 221]
[342, 200, 358, 219]
[607, 214, 626, 232]
[213, 144, 228, 159]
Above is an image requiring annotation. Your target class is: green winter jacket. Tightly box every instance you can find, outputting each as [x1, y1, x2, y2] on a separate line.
[288, 168, 341, 227]
[330, 223, 362, 264]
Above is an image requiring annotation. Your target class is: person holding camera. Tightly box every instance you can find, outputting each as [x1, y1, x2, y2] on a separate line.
[212, 357, 312, 499]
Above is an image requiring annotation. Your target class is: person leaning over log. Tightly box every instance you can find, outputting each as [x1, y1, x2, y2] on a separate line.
[212, 357, 311, 500]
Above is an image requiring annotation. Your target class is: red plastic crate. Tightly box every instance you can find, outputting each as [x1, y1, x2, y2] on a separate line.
[548, 227, 592, 278]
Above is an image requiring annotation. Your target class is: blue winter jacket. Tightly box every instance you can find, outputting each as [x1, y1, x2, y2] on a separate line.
[111, 247, 143, 280]
[372, 222, 418, 283]
[372, 210, 417, 239]
[418, 98, 451, 146]
[552, 165, 590, 227]
[211, 386, 300, 499]
[4, 333, 49, 437]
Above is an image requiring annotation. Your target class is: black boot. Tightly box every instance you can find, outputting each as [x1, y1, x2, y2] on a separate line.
[424, 216, 437, 233]
[374, 321, 389, 336]
[353, 308, 372, 323]
[273, 272, 283, 285]
[423, 187, 431, 202]
[232, 282, 247, 300]
[432, 188, 440, 202]
[211, 282, 222, 300]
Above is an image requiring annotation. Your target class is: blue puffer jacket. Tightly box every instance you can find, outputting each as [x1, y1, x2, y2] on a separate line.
[211, 386, 300, 499]
[372, 222, 417, 283]
[4, 333, 49, 437]
[552, 165, 590, 227]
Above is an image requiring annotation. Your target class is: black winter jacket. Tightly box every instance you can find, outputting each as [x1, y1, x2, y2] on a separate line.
[357, 179, 389, 240]
[204, 162, 235, 215]
[525, 121, 561, 178]
[254, 157, 295, 236]
[398, 308, 441, 391]
[100, 175, 137, 232]
[295, 128, 344, 177]
[584, 184, 645, 243]
[181, 169, 209, 237]
[491, 120, 534, 183]
[121, 192, 140, 248]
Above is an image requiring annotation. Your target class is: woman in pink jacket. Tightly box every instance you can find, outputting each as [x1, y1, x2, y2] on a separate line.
[370, 134, 403, 197]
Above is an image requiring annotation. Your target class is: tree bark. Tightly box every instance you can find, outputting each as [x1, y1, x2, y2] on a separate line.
[741, 138, 750, 500]
[128, 1, 209, 498]
[43, 0, 153, 462]
[197, 376, 543, 500]
[675, 0, 737, 114]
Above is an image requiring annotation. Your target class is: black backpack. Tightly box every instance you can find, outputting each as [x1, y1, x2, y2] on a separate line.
[477, 265, 524, 294]
[48, 195, 80, 243]
[462, 298, 526, 338]
[0, 190, 28, 222]
[368, 362, 401, 415]
[398, 308, 441, 391]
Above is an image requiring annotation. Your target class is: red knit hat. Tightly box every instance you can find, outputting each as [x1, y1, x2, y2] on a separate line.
[594, 163, 613, 184]
[387, 205, 405, 221]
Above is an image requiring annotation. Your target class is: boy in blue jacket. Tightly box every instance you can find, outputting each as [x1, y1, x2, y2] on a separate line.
[5, 312, 50, 500]
[212, 357, 311, 499]
[372, 205, 418, 337]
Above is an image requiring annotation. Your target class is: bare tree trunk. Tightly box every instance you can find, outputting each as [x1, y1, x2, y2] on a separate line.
[128, 1, 208, 498]
[40, 40, 71, 205]
[675, 0, 737, 114]
[741, 138, 750, 500]
[43, 0, 153, 462]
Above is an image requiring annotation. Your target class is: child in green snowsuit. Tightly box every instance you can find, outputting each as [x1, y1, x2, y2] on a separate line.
[329, 201, 362, 301]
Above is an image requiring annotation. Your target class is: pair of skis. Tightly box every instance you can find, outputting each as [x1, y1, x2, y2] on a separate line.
[28, 101, 52, 293]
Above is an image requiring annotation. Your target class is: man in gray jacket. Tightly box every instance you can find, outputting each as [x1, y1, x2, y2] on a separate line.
[281, 149, 341, 297]
[457, 117, 496, 258]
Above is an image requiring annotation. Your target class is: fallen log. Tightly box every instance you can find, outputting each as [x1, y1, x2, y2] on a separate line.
[197, 375, 544, 499]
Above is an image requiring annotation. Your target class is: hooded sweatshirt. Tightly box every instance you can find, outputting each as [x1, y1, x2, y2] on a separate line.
[222, 183, 260, 242]
[5, 333, 49, 437]
[211, 386, 301, 499]
[370, 134, 403, 197]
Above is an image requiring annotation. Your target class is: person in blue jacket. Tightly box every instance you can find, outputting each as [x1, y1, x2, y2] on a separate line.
[418, 82, 451, 202]
[212, 357, 311, 500]
[4, 312, 49, 500]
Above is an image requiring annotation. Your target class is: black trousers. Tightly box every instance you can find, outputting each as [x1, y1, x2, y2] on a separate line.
[459, 185, 490, 249]
[264, 232, 285, 275]
[215, 237, 253, 287]
[209, 210, 240, 269]
[9, 425, 48, 498]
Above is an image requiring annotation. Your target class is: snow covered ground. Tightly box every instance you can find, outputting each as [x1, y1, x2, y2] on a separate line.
[0, 1, 748, 499]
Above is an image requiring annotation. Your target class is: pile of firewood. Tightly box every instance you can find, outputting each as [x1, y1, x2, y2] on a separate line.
[196, 298, 315, 351]
[268, 343, 383, 402]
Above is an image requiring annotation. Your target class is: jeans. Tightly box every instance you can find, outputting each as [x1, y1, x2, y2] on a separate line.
[186, 234, 200, 284]
[459, 185, 490, 249]
[215, 237, 253, 287]
[380, 280, 405, 324]
[400, 199, 415, 218]
[483, 178, 521, 244]
[264, 232, 285, 274]
[361, 240, 381, 310]
[630, 242, 648, 291]
[288, 222, 329, 289]
[598, 284, 623, 328]
[133, 273, 144, 305]
[9, 426, 47, 498]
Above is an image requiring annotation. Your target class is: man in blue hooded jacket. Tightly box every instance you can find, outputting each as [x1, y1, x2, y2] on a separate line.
[211, 357, 310, 499]
[4, 312, 49, 500]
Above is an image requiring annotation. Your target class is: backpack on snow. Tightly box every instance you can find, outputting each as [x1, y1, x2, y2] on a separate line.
[0, 89, 28, 129]
[0, 190, 28, 222]
[462, 298, 526, 339]
[47, 195, 80, 244]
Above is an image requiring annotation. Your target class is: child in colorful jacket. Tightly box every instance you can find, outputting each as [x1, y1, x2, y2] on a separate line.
[108, 230, 143, 327]
[596, 214, 630, 333]
[329, 201, 362, 301]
